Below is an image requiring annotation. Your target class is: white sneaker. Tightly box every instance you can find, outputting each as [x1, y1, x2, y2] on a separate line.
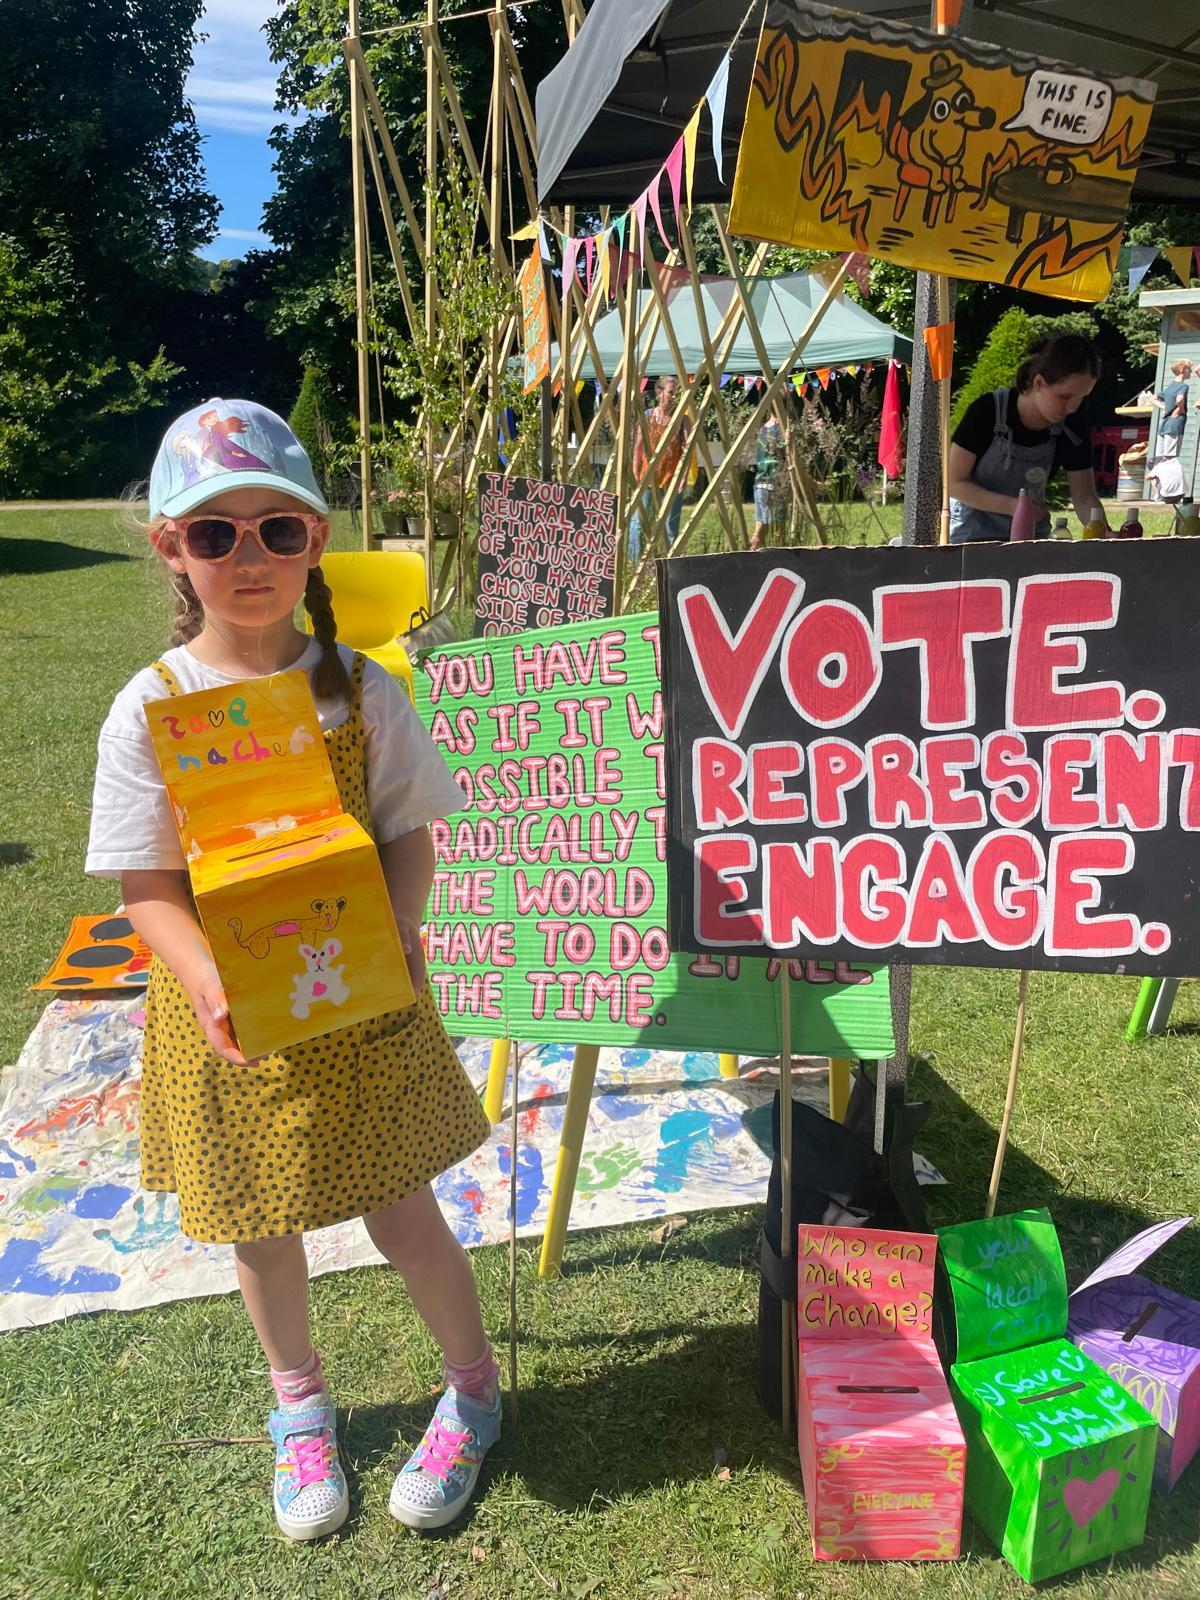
[269, 1392, 350, 1540]
[389, 1387, 502, 1530]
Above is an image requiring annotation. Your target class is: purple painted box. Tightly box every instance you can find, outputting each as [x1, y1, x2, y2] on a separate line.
[1068, 1218, 1200, 1492]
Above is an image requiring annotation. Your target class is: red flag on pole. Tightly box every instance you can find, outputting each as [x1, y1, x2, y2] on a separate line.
[877, 359, 903, 477]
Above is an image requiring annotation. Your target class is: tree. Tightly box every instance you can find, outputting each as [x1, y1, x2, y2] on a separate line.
[0, 0, 218, 494]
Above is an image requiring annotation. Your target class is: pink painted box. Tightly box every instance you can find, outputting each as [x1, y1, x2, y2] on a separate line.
[795, 1224, 965, 1562]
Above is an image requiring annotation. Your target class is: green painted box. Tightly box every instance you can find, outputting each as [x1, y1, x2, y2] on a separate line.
[939, 1210, 1157, 1583]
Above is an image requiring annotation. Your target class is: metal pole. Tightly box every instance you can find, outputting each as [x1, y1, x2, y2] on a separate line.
[348, 0, 373, 546]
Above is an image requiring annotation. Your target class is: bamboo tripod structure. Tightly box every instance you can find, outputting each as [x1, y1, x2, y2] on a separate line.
[342, 0, 852, 613]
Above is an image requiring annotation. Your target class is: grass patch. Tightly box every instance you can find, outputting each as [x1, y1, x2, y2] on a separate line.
[2, 507, 1198, 1599]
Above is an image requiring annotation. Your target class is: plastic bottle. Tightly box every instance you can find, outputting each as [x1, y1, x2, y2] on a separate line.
[1010, 487, 1035, 543]
[1051, 516, 1071, 539]
[1081, 504, 1108, 540]
[1119, 507, 1143, 539]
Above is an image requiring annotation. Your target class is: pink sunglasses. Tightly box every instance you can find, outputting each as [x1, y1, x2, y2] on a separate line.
[164, 511, 325, 563]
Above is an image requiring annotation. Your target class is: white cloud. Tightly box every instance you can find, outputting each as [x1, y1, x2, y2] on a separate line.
[214, 228, 272, 244]
[188, 1, 303, 138]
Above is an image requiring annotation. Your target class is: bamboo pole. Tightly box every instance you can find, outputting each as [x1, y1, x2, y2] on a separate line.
[779, 960, 796, 1432]
[986, 970, 1030, 1218]
[486, 0, 506, 483]
[508, 1039, 520, 1426]
[348, 0, 373, 547]
[611, 212, 642, 604]
[423, 0, 437, 583]
[345, 38, 425, 266]
[349, 64, 419, 336]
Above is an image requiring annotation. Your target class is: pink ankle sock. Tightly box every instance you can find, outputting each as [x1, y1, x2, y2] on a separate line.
[444, 1341, 499, 1407]
[271, 1348, 326, 1405]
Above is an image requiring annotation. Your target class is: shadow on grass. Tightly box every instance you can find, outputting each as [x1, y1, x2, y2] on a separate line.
[339, 1319, 1200, 1577]
[0, 537, 133, 575]
[0, 843, 33, 867]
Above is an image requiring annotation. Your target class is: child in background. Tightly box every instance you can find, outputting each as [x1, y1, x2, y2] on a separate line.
[87, 399, 499, 1540]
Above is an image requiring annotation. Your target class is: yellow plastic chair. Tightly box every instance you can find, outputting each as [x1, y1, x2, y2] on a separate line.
[305, 551, 429, 696]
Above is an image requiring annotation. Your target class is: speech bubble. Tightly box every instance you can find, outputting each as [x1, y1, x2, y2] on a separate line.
[1002, 70, 1113, 147]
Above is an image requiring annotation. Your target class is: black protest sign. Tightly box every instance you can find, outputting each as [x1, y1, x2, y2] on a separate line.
[475, 473, 616, 637]
[660, 541, 1200, 976]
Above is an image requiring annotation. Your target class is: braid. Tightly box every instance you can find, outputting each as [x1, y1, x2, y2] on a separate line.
[167, 569, 204, 646]
[304, 564, 352, 702]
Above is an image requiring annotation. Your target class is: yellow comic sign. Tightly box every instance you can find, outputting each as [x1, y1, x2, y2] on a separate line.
[729, 0, 1156, 303]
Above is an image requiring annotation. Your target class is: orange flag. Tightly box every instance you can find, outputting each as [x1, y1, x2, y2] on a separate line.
[816, 368, 831, 391]
[923, 321, 954, 382]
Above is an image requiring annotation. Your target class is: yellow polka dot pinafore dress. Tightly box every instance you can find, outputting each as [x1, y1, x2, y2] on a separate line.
[139, 651, 491, 1244]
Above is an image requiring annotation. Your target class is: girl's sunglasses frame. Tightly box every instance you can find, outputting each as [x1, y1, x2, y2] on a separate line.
[163, 511, 326, 563]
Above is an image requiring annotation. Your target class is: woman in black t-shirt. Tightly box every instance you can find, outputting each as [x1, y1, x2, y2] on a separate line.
[948, 333, 1109, 542]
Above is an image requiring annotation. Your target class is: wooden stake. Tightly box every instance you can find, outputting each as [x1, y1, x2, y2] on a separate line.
[348, 0, 373, 547]
[779, 959, 796, 1433]
[508, 1039, 520, 1426]
[986, 969, 1030, 1218]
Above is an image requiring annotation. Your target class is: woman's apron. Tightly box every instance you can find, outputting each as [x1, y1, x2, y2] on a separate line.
[950, 389, 1079, 544]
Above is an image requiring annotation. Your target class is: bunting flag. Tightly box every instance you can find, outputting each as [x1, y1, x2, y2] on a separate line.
[682, 106, 702, 216]
[647, 172, 672, 255]
[561, 237, 580, 310]
[652, 260, 689, 296]
[1194, 246, 1200, 281]
[878, 358, 903, 477]
[632, 191, 649, 265]
[707, 52, 731, 185]
[809, 257, 845, 298]
[597, 228, 612, 300]
[791, 374, 804, 395]
[816, 368, 831, 391]
[843, 252, 871, 294]
[1164, 247, 1194, 287]
[923, 321, 955, 382]
[510, 220, 540, 241]
[584, 234, 595, 297]
[664, 138, 684, 232]
[538, 222, 552, 263]
[1128, 246, 1158, 293]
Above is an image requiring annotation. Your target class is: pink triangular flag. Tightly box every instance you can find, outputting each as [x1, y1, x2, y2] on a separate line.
[664, 138, 684, 231]
[632, 190, 649, 266]
[843, 251, 871, 294]
[584, 234, 595, 297]
[648, 173, 671, 254]
[561, 238, 580, 310]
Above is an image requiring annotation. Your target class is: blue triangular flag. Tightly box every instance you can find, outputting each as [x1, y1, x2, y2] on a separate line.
[1128, 245, 1157, 293]
[707, 53, 731, 185]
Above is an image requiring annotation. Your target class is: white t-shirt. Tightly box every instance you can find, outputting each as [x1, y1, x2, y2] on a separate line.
[86, 639, 465, 878]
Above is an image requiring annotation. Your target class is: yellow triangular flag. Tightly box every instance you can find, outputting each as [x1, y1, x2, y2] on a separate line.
[1164, 247, 1194, 286]
[598, 232, 611, 299]
[682, 105, 702, 215]
[510, 220, 540, 241]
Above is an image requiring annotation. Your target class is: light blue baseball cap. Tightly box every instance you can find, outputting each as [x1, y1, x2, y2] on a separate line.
[149, 398, 329, 519]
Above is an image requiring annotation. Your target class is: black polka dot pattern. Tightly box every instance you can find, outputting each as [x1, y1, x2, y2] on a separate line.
[139, 652, 491, 1245]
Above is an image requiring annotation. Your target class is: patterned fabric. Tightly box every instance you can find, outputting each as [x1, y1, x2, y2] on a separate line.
[269, 1394, 349, 1539]
[139, 652, 491, 1244]
[389, 1386, 503, 1530]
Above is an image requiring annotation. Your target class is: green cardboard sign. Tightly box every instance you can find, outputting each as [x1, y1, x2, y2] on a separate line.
[938, 1208, 1068, 1364]
[414, 614, 895, 1053]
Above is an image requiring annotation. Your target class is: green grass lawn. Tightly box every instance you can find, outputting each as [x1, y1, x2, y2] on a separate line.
[2, 508, 1199, 1600]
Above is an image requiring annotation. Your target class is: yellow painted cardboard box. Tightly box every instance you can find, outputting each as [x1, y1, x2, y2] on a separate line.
[146, 670, 413, 1058]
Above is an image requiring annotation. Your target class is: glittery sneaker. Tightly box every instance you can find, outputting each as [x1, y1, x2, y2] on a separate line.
[388, 1387, 502, 1530]
[269, 1393, 350, 1540]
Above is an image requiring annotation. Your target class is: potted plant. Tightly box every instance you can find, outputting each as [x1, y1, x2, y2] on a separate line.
[375, 427, 425, 536]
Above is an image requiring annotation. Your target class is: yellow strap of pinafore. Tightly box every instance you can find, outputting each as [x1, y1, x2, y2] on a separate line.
[151, 660, 183, 697]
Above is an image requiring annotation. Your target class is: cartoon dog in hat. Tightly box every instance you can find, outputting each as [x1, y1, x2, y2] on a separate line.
[889, 52, 996, 227]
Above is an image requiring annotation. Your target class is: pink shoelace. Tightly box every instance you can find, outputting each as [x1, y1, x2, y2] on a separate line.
[417, 1420, 472, 1482]
[283, 1428, 333, 1489]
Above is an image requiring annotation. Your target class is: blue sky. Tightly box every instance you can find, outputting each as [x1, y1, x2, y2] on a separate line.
[188, 0, 300, 260]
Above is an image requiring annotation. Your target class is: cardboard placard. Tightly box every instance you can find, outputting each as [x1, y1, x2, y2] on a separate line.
[146, 672, 412, 1058]
[660, 542, 1200, 976]
[414, 613, 894, 1053]
[730, 0, 1155, 303]
[938, 1207, 1068, 1363]
[475, 474, 616, 637]
[34, 915, 153, 991]
[518, 251, 550, 393]
[798, 1224, 936, 1339]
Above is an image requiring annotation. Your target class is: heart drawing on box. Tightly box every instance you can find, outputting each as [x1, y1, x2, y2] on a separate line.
[1063, 1468, 1120, 1528]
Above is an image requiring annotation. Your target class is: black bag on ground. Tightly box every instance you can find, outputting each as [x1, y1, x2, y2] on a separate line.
[757, 1069, 932, 1419]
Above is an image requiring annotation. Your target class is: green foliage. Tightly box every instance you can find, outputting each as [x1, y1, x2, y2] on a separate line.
[0, 0, 220, 494]
[950, 307, 1036, 430]
[288, 365, 351, 496]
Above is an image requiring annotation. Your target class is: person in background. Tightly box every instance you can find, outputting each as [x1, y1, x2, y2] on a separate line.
[948, 333, 1109, 541]
[751, 412, 785, 551]
[1151, 358, 1192, 459]
[629, 375, 689, 564]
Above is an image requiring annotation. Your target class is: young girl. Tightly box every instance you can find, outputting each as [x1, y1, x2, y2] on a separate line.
[87, 399, 499, 1541]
